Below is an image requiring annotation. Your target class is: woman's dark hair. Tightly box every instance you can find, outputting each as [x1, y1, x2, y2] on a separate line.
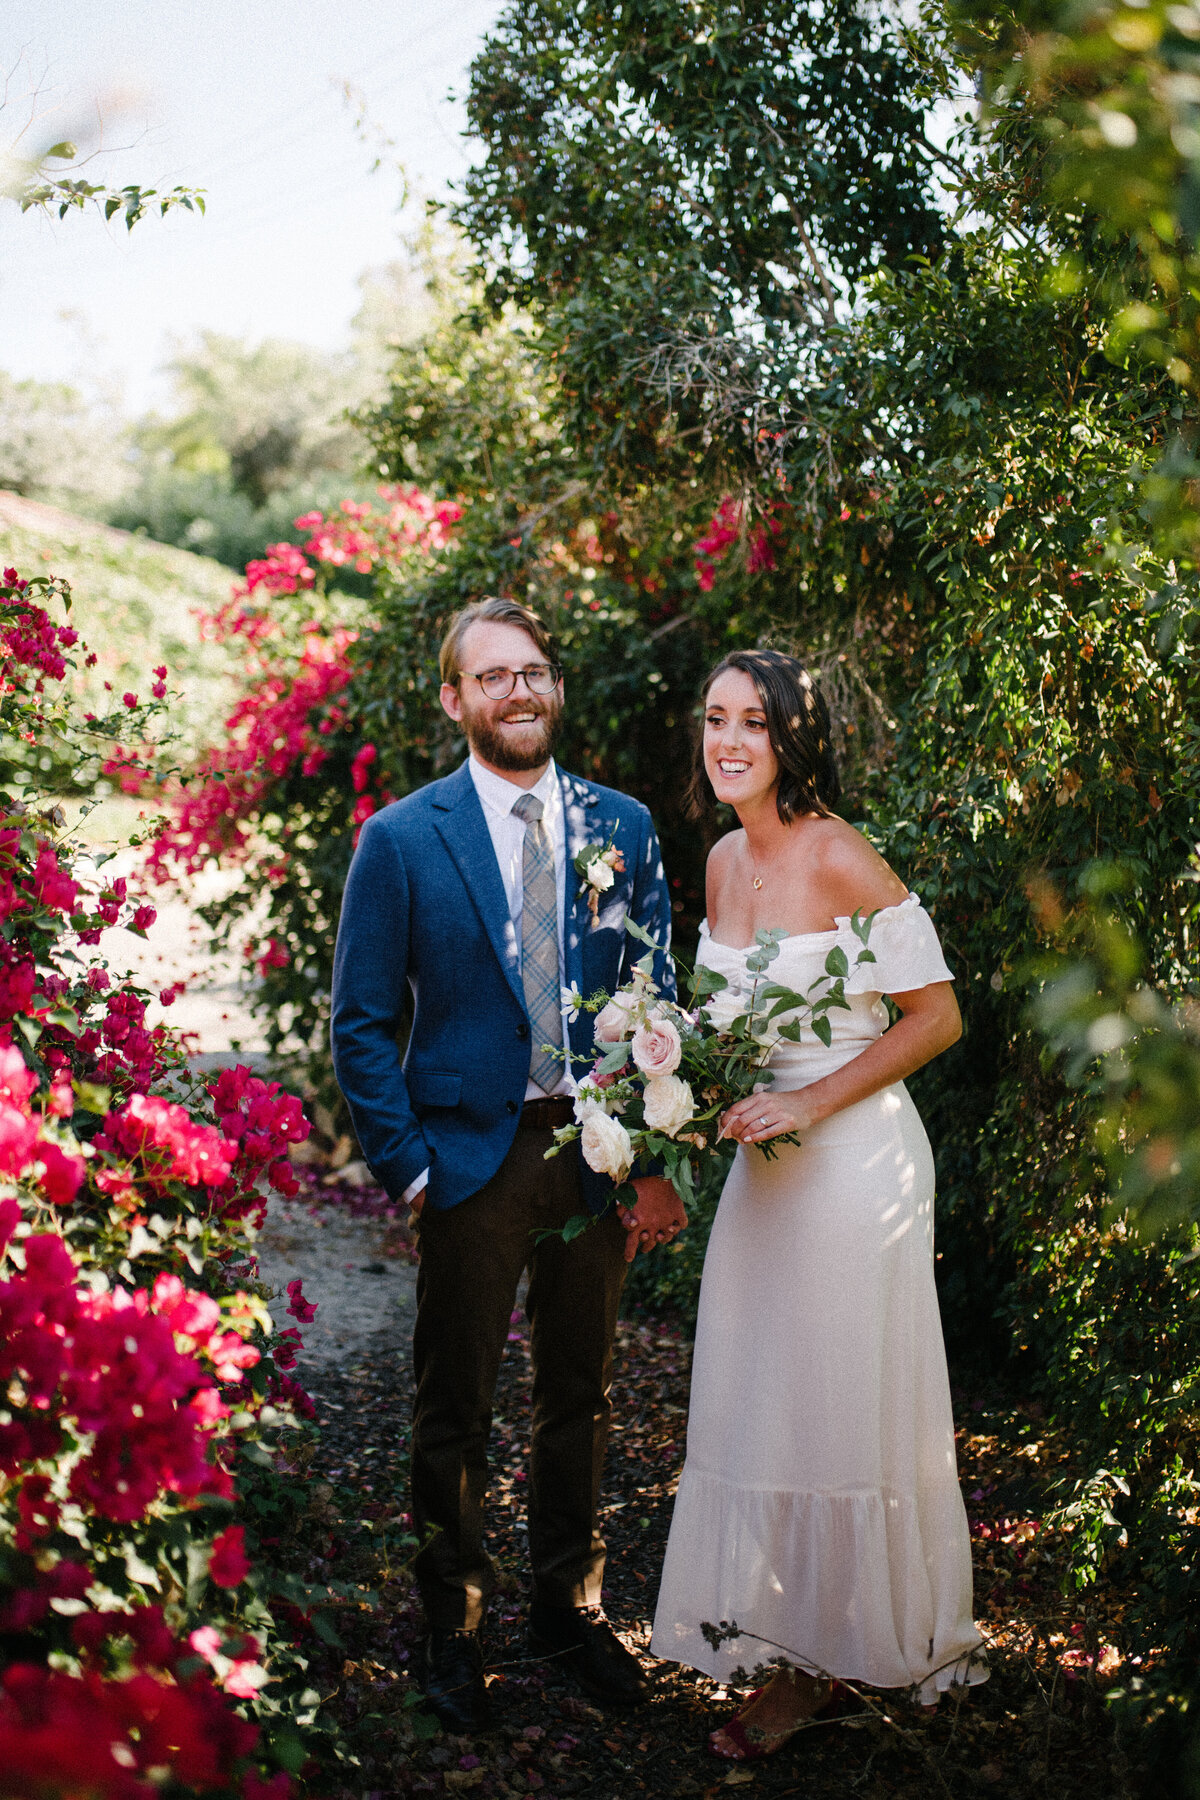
[686, 649, 841, 825]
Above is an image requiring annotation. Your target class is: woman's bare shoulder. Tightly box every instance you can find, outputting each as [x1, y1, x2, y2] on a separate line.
[804, 816, 908, 913]
[705, 828, 742, 913]
[706, 829, 743, 875]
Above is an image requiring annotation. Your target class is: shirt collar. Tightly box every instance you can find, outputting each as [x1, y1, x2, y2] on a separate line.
[468, 754, 560, 821]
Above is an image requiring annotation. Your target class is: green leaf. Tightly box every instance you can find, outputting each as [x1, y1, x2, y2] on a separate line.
[824, 945, 850, 978]
[310, 1609, 345, 1648]
[595, 1039, 630, 1074]
[850, 909, 878, 944]
[811, 1015, 833, 1047]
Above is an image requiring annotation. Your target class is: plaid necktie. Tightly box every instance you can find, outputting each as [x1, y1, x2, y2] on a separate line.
[511, 792, 563, 1093]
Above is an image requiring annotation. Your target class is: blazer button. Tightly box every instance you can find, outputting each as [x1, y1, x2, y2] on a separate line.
[515, 1022, 529, 1040]
[506, 1099, 519, 1115]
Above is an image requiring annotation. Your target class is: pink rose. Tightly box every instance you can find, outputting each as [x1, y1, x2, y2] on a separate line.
[630, 1013, 682, 1077]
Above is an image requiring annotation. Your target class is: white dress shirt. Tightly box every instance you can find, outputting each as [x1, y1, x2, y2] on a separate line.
[400, 756, 572, 1207]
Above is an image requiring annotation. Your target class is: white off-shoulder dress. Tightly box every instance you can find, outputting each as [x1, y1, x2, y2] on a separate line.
[650, 895, 987, 1703]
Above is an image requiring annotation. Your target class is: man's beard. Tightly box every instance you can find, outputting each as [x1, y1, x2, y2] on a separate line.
[466, 696, 563, 772]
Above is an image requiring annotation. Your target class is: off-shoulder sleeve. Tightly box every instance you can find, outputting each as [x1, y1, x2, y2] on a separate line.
[839, 893, 954, 995]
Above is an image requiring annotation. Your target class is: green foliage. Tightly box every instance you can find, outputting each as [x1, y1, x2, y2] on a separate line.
[113, 332, 375, 568]
[456, 0, 947, 477]
[108, 465, 378, 573]
[1034, 869, 1200, 1240]
[950, 0, 1200, 566]
[13, 176, 205, 229]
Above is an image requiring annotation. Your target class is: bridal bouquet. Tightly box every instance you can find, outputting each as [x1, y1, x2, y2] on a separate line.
[545, 911, 876, 1235]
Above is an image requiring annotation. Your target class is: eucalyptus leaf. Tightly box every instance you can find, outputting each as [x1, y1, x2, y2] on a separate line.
[825, 944, 850, 978]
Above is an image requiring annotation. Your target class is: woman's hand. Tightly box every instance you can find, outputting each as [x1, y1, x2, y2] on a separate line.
[719, 983, 962, 1150]
[719, 1089, 817, 1146]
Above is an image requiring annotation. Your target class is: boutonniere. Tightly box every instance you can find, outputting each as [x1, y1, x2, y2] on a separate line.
[574, 836, 626, 924]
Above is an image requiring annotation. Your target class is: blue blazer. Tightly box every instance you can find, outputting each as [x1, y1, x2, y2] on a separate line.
[330, 759, 673, 1213]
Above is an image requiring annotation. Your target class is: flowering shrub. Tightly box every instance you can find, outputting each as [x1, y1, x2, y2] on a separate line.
[0, 566, 319, 1797]
[146, 487, 465, 1101]
[692, 497, 783, 591]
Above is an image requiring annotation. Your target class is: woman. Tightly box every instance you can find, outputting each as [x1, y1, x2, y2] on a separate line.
[650, 649, 987, 1760]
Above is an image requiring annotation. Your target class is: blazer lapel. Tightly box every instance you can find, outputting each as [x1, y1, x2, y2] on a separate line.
[560, 769, 602, 998]
[431, 762, 525, 1010]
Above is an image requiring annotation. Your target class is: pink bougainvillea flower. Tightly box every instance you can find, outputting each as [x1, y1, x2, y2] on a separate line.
[208, 1525, 250, 1588]
[268, 1158, 299, 1196]
[36, 1141, 86, 1206]
[0, 1102, 40, 1177]
[286, 1276, 318, 1323]
[98, 1093, 238, 1193]
[31, 844, 79, 916]
[0, 1044, 37, 1109]
[271, 1326, 303, 1372]
[350, 741, 377, 793]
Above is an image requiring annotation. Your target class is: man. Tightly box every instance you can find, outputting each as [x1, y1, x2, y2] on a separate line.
[330, 597, 685, 1732]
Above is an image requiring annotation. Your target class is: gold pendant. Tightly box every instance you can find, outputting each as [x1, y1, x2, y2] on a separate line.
[752, 876, 763, 890]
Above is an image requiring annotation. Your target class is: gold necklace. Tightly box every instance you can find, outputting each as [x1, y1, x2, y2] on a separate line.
[745, 841, 766, 891]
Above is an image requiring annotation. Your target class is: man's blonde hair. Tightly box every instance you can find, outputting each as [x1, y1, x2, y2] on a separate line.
[439, 597, 558, 686]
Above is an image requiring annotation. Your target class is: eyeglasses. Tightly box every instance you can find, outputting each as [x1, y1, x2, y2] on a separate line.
[461, 664, 561, 700]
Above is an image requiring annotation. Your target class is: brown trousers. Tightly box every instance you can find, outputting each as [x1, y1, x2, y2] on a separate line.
[411, 1124, 628, 1631]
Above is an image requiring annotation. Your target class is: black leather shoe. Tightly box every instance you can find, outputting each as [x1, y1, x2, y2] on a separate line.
[415, 1628, 493, 1733]
[528, 1603, 651, 1705]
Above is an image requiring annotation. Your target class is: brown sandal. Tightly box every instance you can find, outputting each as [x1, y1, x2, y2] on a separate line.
[707, 1677, 845, 1762]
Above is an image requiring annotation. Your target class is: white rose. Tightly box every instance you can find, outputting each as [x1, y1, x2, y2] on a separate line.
[580, 1111, 634, 1183]
[701, 986, 747, 1035]
[573, 1079, 608, 1124]
[641, 1074, 695, 1138]
[584, 855, 616, 892]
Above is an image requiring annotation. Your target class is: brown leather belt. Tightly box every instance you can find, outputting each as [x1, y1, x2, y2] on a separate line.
[519, 1094, 575, 1131]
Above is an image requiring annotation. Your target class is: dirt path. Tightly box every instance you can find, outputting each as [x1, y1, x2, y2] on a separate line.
[255, 1190, 417, 1372]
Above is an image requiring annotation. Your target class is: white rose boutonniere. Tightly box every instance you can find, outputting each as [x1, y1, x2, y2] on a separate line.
[574, 836, 626, 924]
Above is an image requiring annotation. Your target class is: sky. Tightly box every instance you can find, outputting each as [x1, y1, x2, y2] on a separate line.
[0, 0, 506, 412]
